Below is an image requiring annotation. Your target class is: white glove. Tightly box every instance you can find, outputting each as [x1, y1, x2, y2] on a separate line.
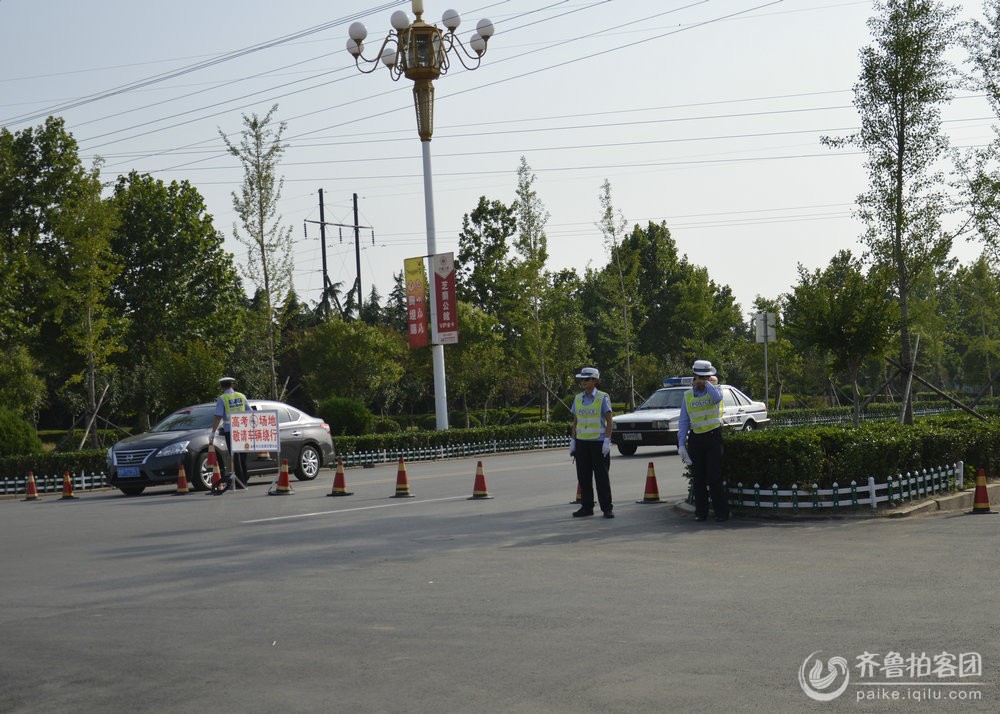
[568, 440, 576, 457]
[678, 444, 692, 466]
[602, 437, 611, 457]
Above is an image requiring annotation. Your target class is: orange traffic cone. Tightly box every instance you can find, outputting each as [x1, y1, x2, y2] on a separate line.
[173, 463, 190, 495]
[23, 471, 40, 501]
[207, 446, 223, 494]
[468, 460, 493, 500]
[391, 456, 414, 498]
[636, 462, 662, 503]
[570, 482, 582, 504]
[268, 460, 294, 495]
[60, 471, 78, 500]
[327, 460, 353, 497]
[968, 468, 994, 514]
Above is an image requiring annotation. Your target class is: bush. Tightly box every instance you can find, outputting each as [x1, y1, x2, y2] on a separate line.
[371, 416, 402, 434]
[723, 414, 1000, 489]
[317, 397, 374, 436]
[0, 408, 43, 457]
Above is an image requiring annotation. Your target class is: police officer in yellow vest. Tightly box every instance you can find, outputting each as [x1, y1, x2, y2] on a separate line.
[210, 376, 249, 494]
[677, 360, 729, 522]
[569, 367, 615, 518]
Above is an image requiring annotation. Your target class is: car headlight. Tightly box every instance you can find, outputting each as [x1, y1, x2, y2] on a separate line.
[651, 420, 675, 430]
[157, 441, 190, 458]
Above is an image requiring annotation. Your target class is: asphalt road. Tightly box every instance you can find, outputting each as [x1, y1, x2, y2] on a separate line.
[1, 447, 997, 713]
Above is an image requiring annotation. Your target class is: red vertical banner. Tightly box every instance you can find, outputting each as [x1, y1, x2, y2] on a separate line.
[404, 257, 428, 349]
[432, 252, 458, 345]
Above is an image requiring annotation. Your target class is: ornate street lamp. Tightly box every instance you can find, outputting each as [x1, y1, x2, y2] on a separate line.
[347, 1, 494, 431]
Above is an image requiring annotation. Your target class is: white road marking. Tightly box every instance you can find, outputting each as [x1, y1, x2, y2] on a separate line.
[241, 495, 469, 524]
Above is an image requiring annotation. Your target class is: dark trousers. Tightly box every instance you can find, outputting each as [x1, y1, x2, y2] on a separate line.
[575, 439, 613, 513]
[224, 432, 249, 486]
[689, 428, 727, 518]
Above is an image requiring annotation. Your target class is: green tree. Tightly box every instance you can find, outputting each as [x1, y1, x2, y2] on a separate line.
[456, 195, 517, 321]
[947, 257, 1000, 391]
[299, 318, 406, 407]
[219, 104, 294, 399]
[823, 0, 961, 423]
[784, 251, 897, 425]
[51, 167, 123, 447]
[108, 171, 245, 426]
[446, 302, 506, 427]
[961, 1, 1000, 260]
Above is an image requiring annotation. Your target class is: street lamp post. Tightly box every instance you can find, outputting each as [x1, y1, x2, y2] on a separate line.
[347, 1, 494, 431]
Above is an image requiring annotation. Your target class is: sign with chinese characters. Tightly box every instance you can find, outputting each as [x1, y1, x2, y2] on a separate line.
[229, 410, 280, 453]
[432, 251, 458, 345]
[404, 256, 429, 349]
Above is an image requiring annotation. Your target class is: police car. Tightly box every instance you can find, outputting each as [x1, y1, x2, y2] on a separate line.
[610, 377, 769, 456]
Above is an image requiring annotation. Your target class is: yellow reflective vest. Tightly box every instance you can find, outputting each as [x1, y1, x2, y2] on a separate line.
[684, 389, 722, 434]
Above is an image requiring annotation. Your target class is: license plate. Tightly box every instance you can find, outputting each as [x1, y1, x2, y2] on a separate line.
[117, 466, 141, 478]
[621, 433, 642, 441]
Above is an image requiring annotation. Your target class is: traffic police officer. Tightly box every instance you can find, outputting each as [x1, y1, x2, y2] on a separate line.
[677, 360, 729, 522]
[210, 376, 249, 493]
[569, 366, 615, 518]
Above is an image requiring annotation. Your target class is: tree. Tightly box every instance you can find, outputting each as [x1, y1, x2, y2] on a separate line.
[784, 251, 897, 425]
[219, 104, 294, 399]
[51, 167, 123, 447]
[961, 1, 1000, 260]
[445, 302, 506, 426]
[596, 179, 639, 409]
[456, 195, 517, 321]
[823, 0, 961, 423]
[299, 318, 405, 407]
[108, 171, 245, 426]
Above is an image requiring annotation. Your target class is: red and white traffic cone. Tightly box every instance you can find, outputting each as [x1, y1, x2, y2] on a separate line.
[268, 460, 294, 496]
[327, 460, 353, 497]
[468, 460, 493, 500]
[60, 471, 78, 500]
[391, 457, 414, 498]
[636, 462, 662, 503]
[23, 471, 40, 501]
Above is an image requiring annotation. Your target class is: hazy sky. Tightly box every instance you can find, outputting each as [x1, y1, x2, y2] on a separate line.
[1, 0, 994, 317]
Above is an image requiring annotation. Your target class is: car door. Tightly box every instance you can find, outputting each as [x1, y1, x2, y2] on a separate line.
[721, 387, 748, 429]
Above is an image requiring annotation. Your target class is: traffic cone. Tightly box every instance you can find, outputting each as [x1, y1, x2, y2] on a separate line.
[23, 471, 40, 501]
[391, 456, 414, 498]
[268, 460, 295, 495]
[570, 482, 582, 504]
[327, 460, 353, 497]
[468, 460, 493, 500]
[636, 461, 662, 503]
[968, 468, 994, 514]
[206, 446, 222, 494]
[60, 471, 78, 500]
[173, 463, 190, 495]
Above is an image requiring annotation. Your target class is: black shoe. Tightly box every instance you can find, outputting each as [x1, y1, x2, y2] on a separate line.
[715, 515, 730, 523]
[572, 508, 594, 517]
[694, 515, 708, 522]
[603, 511, 615, 519]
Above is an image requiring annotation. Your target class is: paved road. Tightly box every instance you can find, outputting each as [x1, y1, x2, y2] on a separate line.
[1, 448, 997, 713]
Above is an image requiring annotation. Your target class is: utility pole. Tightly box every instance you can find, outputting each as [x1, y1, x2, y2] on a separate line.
[303, 191, 373, 319]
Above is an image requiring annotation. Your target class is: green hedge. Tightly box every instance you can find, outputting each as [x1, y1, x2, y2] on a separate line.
[0, 450, 107, 480]
[723, 415, 1000, 489]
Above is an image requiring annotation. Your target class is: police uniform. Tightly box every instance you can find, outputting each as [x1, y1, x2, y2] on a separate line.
[678, 361, 729, 522]
[571, 368, 614, 517]
[213, 380, 249, 490]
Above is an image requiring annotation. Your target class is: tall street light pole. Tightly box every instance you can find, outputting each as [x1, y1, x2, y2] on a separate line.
[347, 1, 494, 431]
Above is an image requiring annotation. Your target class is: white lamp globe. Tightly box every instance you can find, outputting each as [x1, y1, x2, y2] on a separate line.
[346, 38, 363, 57]
[348, 22, 367, 42]
[442, 9, 461, 32]
[381, 46, 398, 67]
[476, 18, 494, 39]
[390, 10, 411, 31]
[470, 33, 486, 55]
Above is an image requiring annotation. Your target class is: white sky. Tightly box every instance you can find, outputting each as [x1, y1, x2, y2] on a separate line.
[1, 0, 994, 318]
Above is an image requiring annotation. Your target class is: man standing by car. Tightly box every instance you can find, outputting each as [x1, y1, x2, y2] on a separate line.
[569, 367, 615, 518]
[210, 377, 249, 494]
[677, 360, 729, 523]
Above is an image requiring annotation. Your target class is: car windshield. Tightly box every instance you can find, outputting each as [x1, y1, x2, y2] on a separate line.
[636, 389, 686, 410]
[151, 406, 214, 432]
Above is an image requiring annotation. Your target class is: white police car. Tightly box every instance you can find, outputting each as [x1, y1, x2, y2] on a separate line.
[611, 377, 769, 456]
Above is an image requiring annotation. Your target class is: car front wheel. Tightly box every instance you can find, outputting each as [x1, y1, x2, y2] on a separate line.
[294, 444, 321, 480]
[190, 451, 213, 491]
[616, 443, 638, 456]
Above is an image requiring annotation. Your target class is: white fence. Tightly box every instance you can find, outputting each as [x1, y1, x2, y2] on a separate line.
[0, 435, 573, 496]
[686, 461, 964, 513]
